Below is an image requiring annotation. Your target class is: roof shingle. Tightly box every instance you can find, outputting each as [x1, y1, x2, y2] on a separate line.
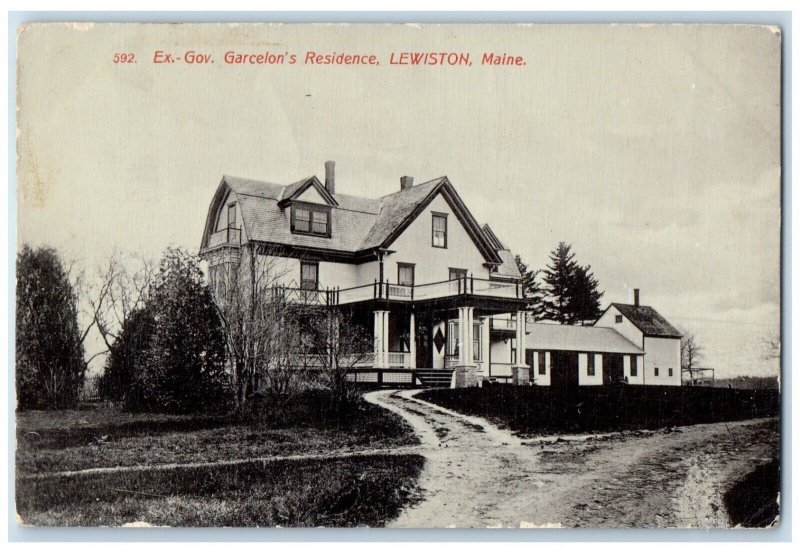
[611, 303, 682, 338]
[206, 174, 518, 273]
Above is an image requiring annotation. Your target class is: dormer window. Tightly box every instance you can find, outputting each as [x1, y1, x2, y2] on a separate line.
[291, 203, 331, 237]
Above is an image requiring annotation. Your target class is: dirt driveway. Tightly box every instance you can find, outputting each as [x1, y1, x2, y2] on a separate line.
[364, 389, 779, 529]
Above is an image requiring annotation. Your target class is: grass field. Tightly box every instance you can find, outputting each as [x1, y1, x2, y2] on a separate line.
[17, 454, 424, 527]
[16, 394, 425, 527]
[17, 396, 418, 475]
[418, 384, 780, 436]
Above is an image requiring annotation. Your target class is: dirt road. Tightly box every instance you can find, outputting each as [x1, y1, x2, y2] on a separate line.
[364, 389, 779, 528]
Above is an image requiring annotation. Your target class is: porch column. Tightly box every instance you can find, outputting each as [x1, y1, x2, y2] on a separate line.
[457, 306, 467, 365]
[466, 307, 475, 366]
[453, 306, 477, 388]
[374, 310, 389, 368]
[513, 310, 530, 385]
[408, 311, 416, 369]
[480, 316, 490, 376]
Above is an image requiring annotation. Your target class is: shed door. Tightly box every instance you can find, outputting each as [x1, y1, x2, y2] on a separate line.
[551, 351, 579, 389]
[604, 353, 625, 384]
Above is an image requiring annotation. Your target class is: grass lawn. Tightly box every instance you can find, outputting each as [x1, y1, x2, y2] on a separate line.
[418, 384, 780, 436]
[17, 396, 419, 475]
[17, 454, 425, 527]
[16, 393, 425, 527]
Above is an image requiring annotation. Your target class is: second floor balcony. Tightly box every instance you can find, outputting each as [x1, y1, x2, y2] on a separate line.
[272, 275, 525, 307]
[206, 226, 242, 249]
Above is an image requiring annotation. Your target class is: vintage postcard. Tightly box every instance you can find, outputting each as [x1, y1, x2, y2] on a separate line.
[14, 22, 782, 530]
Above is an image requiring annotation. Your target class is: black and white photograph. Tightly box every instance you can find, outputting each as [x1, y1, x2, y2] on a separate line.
[13, 20, 783, 530]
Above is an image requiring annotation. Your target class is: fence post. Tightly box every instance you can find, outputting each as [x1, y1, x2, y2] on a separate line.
[470, 275, 474, 294]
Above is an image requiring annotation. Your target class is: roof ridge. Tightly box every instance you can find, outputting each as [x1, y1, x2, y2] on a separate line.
[376, 176, 445, 201]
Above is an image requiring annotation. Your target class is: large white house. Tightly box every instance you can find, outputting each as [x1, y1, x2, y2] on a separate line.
[199, 162, 682, 388]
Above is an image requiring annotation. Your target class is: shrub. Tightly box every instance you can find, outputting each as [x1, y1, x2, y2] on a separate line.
[16, 246, 85, 410]
[126, 248, 231, 414]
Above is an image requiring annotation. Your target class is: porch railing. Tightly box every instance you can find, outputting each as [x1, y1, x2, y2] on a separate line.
[490, 317, 516, 331]
[387, 352, 410, 367]
[280, 276, 524, 306]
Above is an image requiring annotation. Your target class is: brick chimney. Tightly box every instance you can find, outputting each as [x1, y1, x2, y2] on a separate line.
[634, 288, 640, 307]
[324, 160, 335, 194]
[400, 176, 414, 191]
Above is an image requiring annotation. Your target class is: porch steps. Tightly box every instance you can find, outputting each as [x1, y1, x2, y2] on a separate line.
[414, 369, 454, 388]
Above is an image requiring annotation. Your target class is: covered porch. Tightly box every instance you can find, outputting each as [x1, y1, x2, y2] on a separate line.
[361, 295, 530, 387]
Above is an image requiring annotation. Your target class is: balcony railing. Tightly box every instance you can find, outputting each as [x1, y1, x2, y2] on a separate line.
[207, 226, 241, 248]
[267, 276, 523, 307]
[288, 276, 524, 307]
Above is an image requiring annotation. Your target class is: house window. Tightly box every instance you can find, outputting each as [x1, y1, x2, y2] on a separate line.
[312, 210, 328, 235]
[615, 315, 623, 324]
[449, 268, 467, 281]
[587, 354, 595, 376]
[510, 338, 517, 365]
[538, 351, 546, 375]
[432, 212, 448, 248]
[300, 261, 319, 290]
[654, 367, 660, 377]
[227, 203, 236, 228]
[398, 263, 415, 286]
[291, 204, 330, 237]
[630, 355, 638, 377]
[473, 322, 481, 362]
[668, 368, 674, 377]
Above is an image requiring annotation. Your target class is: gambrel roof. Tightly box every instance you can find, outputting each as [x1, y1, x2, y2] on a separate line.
[607, 303, 682, 339]
[200, 173, 512, 268]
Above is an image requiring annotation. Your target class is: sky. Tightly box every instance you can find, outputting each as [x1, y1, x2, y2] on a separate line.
[16, 23, 782, 378]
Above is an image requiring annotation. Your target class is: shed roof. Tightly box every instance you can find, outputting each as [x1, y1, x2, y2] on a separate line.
[610, 303, 682, 339]
[527, 323, 644, 354]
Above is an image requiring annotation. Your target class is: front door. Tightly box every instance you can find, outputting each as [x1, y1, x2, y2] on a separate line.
[415, 313, 433, 368]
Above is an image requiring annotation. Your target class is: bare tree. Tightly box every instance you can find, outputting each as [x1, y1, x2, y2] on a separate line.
[307, 309, 374, 414]
[210, 244, 293, 409]
[70, 250, 156, 373]
[680, 329, 704, 372]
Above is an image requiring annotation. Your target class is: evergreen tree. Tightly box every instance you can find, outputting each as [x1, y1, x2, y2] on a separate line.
[16, 245, 85, 410]
[542, 242, 578, 323]
[99, 305, 156, 402]
[570, 264, 604, 324]
[514, 255, 546, 320]
[541, 242, 604, 325]
[127, 247, 230, 413]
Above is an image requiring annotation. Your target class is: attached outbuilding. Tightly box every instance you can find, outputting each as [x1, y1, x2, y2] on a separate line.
[593, 290, 682, 386]
[525, 323, 644, 388]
